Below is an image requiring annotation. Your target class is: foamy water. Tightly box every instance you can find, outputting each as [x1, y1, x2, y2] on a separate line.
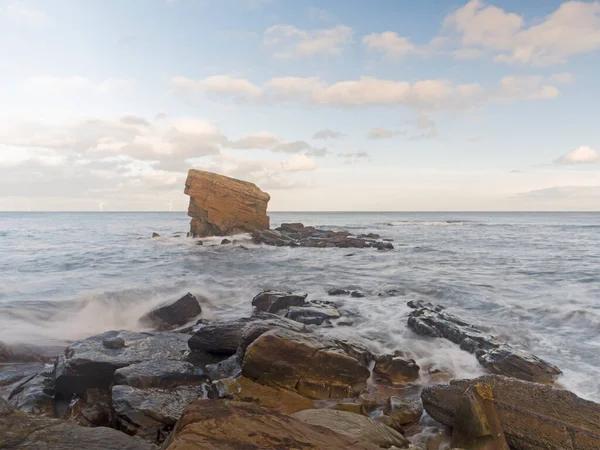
[0, 211, 599, 401]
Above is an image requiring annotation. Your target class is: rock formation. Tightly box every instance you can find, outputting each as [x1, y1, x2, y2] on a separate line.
[184, 170, 270, 237]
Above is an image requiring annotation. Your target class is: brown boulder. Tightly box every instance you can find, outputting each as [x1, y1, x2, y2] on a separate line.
[421, 375, 600, 450]
[373, 354, 420, 384]
[384, 396, 423, 426]
[214, 376, 314, 414]
[163, 400, 377, 449]
[242, 328, 370, 399]
[291, 409, 410, 448]
[251, 290, 307, 313]
[184, 170, 270, 237]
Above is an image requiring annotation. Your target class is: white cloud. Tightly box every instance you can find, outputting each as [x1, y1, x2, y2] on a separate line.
[363, 32, 415, 58]
[549, 72, 574, 84]
[312, 129, 345, 140]
[264, 24, 353, 58]
[26, 76, 134, 95]
[444, 0, 600, 66]
[227, 131, 326, 156]
[367, 128, 404, 140]
[0, 1, 49, 25]
[175, 74, 559, 110]
[555, 146, 599, 164]
[171, 75, 261, 97]
[280, 153, 317, 172]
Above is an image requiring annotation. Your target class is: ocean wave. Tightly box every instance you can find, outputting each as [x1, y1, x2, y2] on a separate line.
[387, 221, 465, 227]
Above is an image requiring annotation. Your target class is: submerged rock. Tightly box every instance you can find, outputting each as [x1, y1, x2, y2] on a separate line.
[54, 330, 189, 396]
[252, 223, 394, 251]
[285, 305, 341, 325]
[407, 301, 562, 383]
[184, 169, 270, 237]
[291, 408, 410, 448]
[242, 328, 370, 399]
[421, 375, 600, 450]
[151, 232, 160, 238]
[138, 293, 202, 330]
[163, 400, 376, 450]
[251, 291, 307, 314]
[0, 398, 154, 450]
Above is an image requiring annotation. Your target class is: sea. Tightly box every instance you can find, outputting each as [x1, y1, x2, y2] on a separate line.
[1, 211, 599, 401]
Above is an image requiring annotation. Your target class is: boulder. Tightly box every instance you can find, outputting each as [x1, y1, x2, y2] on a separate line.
[152, 232, 160, 238]
[421, 375, 600, 450]
[220, 239, 231, 245]
[113, 360, 207, 389]
[242, 328, 370, 399]
[373, 354, 420, 384]
[112, 384, 206, 444]
[214, 376, 314, 414]
[291, 408, 410, 448]
[54, 331, 189, 396]
[285, 305, 341, 325]
[407, 301, 562, 383]
[163, 400, 377, 449]
[188, 314, 306, 359]
[2, 371, 54, 415]
[251, 291, 307, 314]
[138, 293, 202, 330]
[384, 396, 423, 426]
[184, 169, 270, 237]
[0, 398, 154, 450]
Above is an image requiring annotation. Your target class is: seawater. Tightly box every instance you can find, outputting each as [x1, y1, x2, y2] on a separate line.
[1, 211, 599, 401]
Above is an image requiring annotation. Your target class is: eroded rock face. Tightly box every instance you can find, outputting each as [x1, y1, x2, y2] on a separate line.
[242, 328, 370, 399]
[184, 170, 270, 237]
[163, 400, 378, 450]
[421, 375, 600, 450]
[407, 301, 562, 383]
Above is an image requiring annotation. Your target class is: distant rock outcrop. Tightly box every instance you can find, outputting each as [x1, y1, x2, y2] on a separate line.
[184, 170, 270, 237]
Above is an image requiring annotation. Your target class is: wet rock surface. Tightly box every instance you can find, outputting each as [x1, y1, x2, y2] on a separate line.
[113, 360, 207, 389]
[407, 301, 562, 383]
[138, 293, 202, 331]
[373, 354, 420, 385]
[291, 408, 410, 448]
[251, 290, 307, 314]
[163, 400, 378, 450]
[54, 330, 190, 396]
[422, 375, 600, 450]
[112, 384, 206, 444]
[242, 328, 371, 399]
[384, 396, 423, 426]
[252, 223, 395, 250]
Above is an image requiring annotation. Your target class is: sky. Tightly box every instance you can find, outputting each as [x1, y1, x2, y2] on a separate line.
[0, 0, 599, 211]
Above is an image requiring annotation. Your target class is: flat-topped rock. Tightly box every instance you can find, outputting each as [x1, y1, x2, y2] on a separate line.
[184, 170, 270, 237]
[252, 223, 394, 250]
[407, 301, 562, 383]
[54, 330, 189, 396]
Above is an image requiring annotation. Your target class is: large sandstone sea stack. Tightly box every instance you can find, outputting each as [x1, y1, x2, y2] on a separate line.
[184, 170, 270, 237]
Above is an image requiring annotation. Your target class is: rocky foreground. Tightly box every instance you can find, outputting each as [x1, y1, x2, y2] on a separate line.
[2, 291, 600, 449]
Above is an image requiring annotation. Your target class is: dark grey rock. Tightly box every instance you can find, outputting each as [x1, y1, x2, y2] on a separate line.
[113, 360, 207, 389]
[2, 371, 54, 415]
[221, 239, 231, 245]
[204, 355, 242, 381]
[103, 337, 125, 349]
[286, 305, 341, 326]
[139, 293, 202, 330]
[407, 302, 562, 383]
[54, 331, 189, 396]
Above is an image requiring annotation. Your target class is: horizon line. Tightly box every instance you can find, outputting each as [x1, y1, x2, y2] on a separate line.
[1, 210, 600, 214]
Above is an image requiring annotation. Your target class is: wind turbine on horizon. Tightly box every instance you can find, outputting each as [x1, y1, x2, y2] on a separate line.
[100, 202, 106, 212]
[169, 200, 173, 212]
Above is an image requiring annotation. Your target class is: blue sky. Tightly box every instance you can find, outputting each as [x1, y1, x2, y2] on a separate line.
[0, 0, 599, 211]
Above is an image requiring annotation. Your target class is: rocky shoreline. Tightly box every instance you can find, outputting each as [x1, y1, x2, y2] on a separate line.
[2, 289, 600, 449]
